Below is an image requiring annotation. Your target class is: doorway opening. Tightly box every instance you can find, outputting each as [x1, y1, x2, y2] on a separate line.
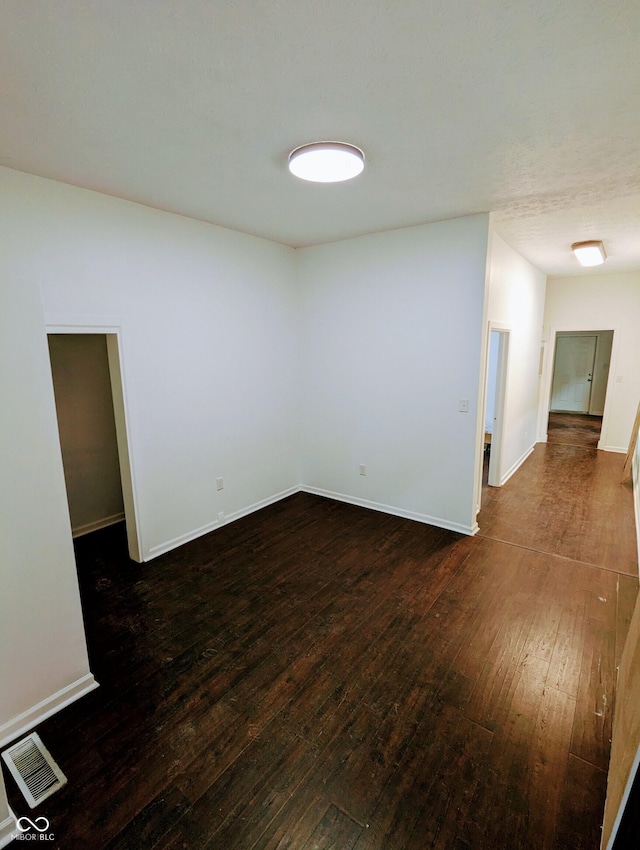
[483, 327, 510, 490]
[47, 330, 141, 562]
[548, 330, 613, 449]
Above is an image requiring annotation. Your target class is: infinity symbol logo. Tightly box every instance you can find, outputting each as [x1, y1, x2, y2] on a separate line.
[17, 817, 50, 833]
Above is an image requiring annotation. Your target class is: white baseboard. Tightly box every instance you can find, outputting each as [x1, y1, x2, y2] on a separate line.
[0, 811, 17, 849]
[598, 443, 627, 453]
[0, 673, 99, 749]
[146, 486, 300, 560]
[499, 444, 535, 486]
[301, 487, 477, 536]
[72, 512, 125, 538]
[147, 484, 477, 560]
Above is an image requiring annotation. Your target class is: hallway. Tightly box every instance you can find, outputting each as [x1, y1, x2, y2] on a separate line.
[547, 412, 603, 450]
[7, 444, 638, 849]
[479, 442, 637, 575]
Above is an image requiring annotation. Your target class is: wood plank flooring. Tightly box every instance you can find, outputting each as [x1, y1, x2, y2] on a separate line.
[547, 412, 603, 449]
[6, 444, 638, 850]
[478, 443, 637, 575]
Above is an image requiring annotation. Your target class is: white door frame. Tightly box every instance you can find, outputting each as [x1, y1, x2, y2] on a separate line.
[477, 322, 511, 512]
[538, 326, 619, 451]
[550, 333, 597, 414]
[0, 775, 17, 848]
[46, 315, 143, 562]
[486, 325, 510, 487]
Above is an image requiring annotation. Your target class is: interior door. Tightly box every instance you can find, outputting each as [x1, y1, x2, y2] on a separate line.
[550, 335, 597, 413]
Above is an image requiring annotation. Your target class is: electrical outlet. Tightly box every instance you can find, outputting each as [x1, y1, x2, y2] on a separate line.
[459, 399, 469, 413]
[217, 511, 225, 524]
[359, 464, 366, 476]
[216, 477, 224, 491]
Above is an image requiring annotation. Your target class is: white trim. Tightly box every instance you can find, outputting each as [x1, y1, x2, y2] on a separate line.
[45, 318, 144, 563]
[0, 674, 98, 750]
[498, 443, 535, 486]
[45, 314, 127, 332]
[487, 326, 510, 488]
[0, 810, 18, 849]
[105, 334, 143, 561]
[72, 512, 125, 538]
[146, 486, 300, 560]
[301, 487, 478, 536]
[0, 771, 17, 850]
[536, 335, 550, 443]
[476, 321, 512, 514]
[539, 325, 619, 453]
[148, 484, 478, 560]
[598, 444, 627, 454]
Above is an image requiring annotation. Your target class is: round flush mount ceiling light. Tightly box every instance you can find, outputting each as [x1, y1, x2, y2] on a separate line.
[288, 141, 365, 183]
[571, 240, 607, 267]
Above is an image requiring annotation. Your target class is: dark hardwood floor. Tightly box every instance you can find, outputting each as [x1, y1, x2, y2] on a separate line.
[7, 445, 639, 849]
[547, 412, 603, 449]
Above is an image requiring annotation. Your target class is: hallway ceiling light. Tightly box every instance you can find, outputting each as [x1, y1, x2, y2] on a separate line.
[288, 142, 365, 183]
[571, 240, 606, 267]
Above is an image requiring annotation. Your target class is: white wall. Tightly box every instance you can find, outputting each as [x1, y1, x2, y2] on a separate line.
[48, 334, 125, 536]
[0, 167, 300, 562]
[0, 258, 96, 746]
[543, 272, 640, 452]
[591, 330, 614, 416]
[485, 230, 547, 484]
[0, 168, 496, 748]
[0, 165, 299, 742]
[298, 214, 490, 534]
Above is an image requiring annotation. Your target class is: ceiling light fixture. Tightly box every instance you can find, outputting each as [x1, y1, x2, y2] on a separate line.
[288, 141, 365, 183]
[571, 240, 606, 267]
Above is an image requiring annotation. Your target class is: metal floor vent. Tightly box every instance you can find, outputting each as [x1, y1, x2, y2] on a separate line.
[2, 732, 67, 808]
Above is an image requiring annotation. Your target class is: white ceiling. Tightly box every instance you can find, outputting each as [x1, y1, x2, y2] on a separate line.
[1, 0, 639, 276]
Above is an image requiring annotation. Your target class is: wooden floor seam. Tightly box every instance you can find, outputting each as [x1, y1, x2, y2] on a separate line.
[475, 530, 638, 578]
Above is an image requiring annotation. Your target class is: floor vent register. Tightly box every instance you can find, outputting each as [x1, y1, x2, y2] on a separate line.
[2, 732, 67, 808]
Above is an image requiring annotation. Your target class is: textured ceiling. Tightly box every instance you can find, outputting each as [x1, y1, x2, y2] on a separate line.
[1, 0, 639, 275]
